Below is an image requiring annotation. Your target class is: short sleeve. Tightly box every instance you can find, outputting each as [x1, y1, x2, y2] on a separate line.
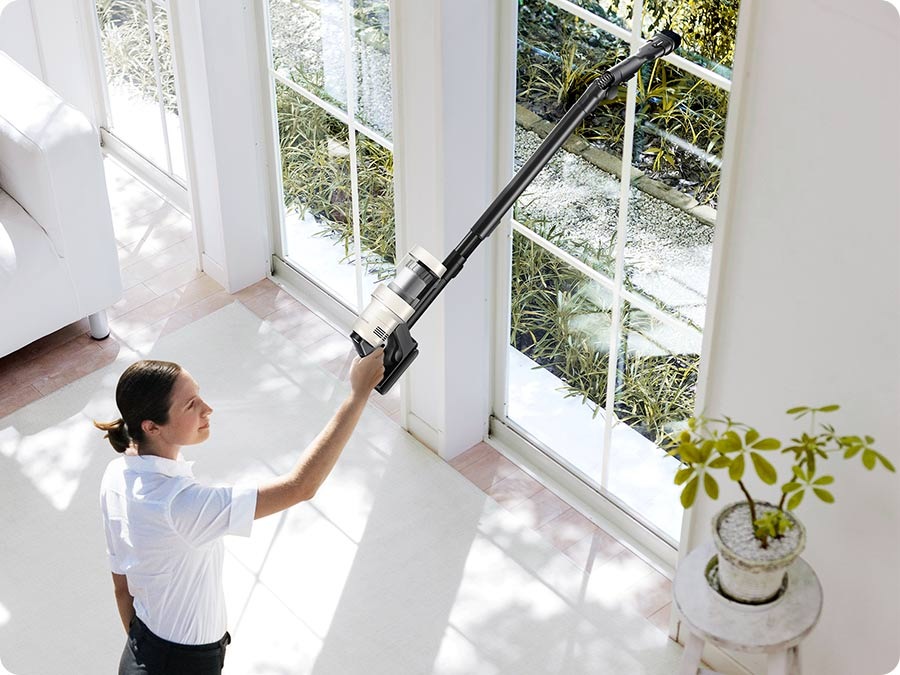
[169, 481, 258, 547]
[101, 501, 127, 574]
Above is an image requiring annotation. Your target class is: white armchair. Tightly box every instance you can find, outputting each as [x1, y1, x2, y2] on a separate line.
[0, 51, 122, 358]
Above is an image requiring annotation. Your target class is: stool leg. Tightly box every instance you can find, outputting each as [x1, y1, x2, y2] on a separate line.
[679, 631, 704, 675]
[767, 649, 790, 675]
[790, 646, 802, 675]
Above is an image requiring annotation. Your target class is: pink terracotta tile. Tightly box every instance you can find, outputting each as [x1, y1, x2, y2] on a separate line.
[119, 238, 196, 289]
[32, 340, 121, 395]
[448, 442, 496, 471]
[486, 468, 545, 510]
[647, 601, 673, 634]
[262, 301, 317, 335]
[510, 487, 571, 530]
[538, 507, 601, 552]
[143, 259, 204, 296]
[233, 279, 277, 303]
[159, 292, 235, 337]
[0, 335, 102, 390]
[108, 283, 158, 319]
[0, 319, 90, 368]
[240, 282, 303, 318]
[457, 449, 519, 491]
[110, 274, 222, 337]
[619, 569, 673, 618]
[563, 526, 627, 571]
[283, 314, 339, 349]
[0, 384, 43, 419]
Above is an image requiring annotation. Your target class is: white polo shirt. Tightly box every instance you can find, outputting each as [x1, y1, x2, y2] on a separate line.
[99, 454, 257, 645]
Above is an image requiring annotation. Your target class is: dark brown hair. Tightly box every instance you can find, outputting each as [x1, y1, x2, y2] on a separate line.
[94, 360, 183, 453]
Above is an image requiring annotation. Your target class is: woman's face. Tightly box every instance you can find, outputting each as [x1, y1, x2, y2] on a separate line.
[153, 370, 213, 447]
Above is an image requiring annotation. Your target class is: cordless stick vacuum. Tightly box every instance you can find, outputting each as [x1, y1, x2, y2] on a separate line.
[351, 30, 682, 394]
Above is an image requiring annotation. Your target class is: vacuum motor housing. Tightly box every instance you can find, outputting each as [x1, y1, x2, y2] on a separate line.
[352, 245, 446, 350]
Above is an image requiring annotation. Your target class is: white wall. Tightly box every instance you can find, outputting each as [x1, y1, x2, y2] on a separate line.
[392, 0, 506, 459]
[687, 1, 900, 673]
[0, 0, 98, 123]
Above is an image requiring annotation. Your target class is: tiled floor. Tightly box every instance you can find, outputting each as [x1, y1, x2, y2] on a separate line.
[0, 156, 674, 639]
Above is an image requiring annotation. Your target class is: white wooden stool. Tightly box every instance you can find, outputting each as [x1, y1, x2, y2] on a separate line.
[673, 541, 822, 675]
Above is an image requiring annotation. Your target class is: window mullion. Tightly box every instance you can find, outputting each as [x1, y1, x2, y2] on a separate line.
[600, 0, 644, 490]
[145, 0, 174, 176]
[341, 0, 364, 311]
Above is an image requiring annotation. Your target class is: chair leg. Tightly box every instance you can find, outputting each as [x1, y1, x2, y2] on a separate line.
[88, 310, 110, 340]
[679, 631, 704, 675]
[767, 649, 790, 675]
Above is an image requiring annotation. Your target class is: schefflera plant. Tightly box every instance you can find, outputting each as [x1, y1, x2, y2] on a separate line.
[668, 405, 896, 548]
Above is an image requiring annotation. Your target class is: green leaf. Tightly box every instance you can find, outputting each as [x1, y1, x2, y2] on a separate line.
[745, 429, 759, 445]
[751, 452, 778, 485]
[781, 481, 801, 494]
[675, 467, 693, 485]
[787, 490, 804, 511]
[752, 438, 781, 451]
[817, 404, 840, 412]
[865, 435, 875, 444]
[792, 465, 808, 481]
[717, 430, 741, 453]
[704, 473, 719, 500]
[680, 442, 700, 464]
[876, 452, 896, 472]
[708, 456, 731, 469]
[843, 445, 862, 459]
[681, 476, 699, 508]
[786, 406, 809, 415]
[813, 488, 835, 503]
[812, 475, 835, 486]
[863, 449, 876, 470]
[728, 454, 745, 481]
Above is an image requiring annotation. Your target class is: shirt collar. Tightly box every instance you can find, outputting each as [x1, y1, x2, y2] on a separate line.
[123, 453, 195, 478]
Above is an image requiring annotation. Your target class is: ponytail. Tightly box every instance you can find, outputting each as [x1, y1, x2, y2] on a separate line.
[94, 418, 131, 454]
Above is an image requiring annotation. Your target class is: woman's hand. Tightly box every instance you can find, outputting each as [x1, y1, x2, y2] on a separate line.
[349, 346, 385, 397]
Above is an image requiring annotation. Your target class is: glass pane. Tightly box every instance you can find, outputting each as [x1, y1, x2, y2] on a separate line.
[96, 0, 168, 168]
[566, 0, 631, 31]
[626, 61, 723, 328]
[508, 233, 612, 477]
[607, 304, 701, 540]
[352, 0, 392, 138]
[518, 0, 630, 157]
[516, 2, 630, 279]
[356, 134, 396, 303]
[276, 82, 357, 309]
[269, 0, 347, 110]
[641, 0, 738, 77]
[149, 4, 185, 180]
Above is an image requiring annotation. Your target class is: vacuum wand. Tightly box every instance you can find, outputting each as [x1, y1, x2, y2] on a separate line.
[351, 30, 681, 394]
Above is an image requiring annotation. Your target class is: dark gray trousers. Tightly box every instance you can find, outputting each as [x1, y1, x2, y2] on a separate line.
[118, 616, 230, 675]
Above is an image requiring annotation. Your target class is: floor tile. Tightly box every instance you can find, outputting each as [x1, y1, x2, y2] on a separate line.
[486, 468, 545, 510]
[562, 525, 627, 571]
[509, 487, 571, 530]
[448, 442, 500, 472]
[32, 339, 120, 395]
[0, 384, 42, 418]
[458, 450, 519, 492]
[647, 601, 673, 634]
[108, 283, 158, 319]
[538, 507, 600, 553]
[143, 259, 203, 296]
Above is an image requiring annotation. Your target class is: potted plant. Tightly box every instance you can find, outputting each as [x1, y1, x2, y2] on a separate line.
[667, 404, 895, 604]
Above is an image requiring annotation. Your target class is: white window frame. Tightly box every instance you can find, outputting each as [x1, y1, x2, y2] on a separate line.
[490, 0, 738, 570]
[83, 0, 190, 214]
[263, 0, 396, 318]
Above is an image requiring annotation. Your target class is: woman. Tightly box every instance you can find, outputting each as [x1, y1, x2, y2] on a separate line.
[95, 348, 384, 674]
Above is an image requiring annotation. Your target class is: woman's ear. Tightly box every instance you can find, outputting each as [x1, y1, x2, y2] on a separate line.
[141, 419, 159, 436]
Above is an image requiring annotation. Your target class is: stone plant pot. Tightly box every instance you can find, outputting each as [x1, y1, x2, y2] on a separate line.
[712, 501, 806, 605]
